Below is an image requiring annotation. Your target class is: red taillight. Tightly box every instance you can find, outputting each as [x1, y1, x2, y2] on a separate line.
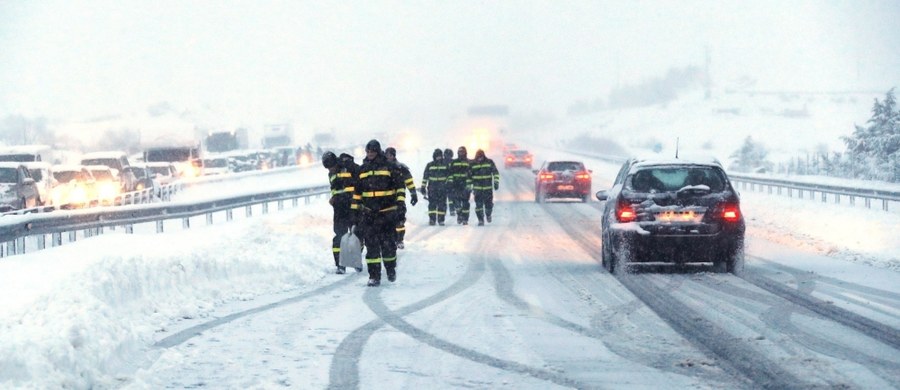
[617, 203, 636, 222]
[576, 172, 591, 180]
[539, 173, 554, 181]
[722, 204, 740, 222]
[506, 157, 513, 161]
[525, 156, 532, 161]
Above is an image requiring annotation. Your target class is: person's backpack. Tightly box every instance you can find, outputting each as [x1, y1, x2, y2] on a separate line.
[339, 227, 363, 269]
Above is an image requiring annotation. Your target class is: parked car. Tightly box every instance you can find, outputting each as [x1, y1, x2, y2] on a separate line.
[23, 162, 57, 206]
[533, 160, 592, 203]
[51, 165, 97, 208]
[85, 165, 121, 204]
[0, 162, 42, 212]
[202, 157, 232, 175]
[504, 149, 533, 169]
[80, 151, 137, 191]
[595, 158, 745, 274]
[129, 164, 159, 193]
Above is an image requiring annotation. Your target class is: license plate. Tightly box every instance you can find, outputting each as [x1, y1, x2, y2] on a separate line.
[655, 210, 705, 223]
[557, 185, 574, 191]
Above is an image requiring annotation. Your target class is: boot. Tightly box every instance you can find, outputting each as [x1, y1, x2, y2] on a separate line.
[367, 279, 380, 287]
[336, 266, 346, 274]
[387, 270, 396, 282]
[477, 220, 484, 226]
[486, 214, 492, 223]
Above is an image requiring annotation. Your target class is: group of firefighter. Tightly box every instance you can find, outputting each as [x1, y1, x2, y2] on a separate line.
[322, 139, 500, 287]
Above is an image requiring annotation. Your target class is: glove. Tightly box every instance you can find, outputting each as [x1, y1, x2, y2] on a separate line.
[420, 187, 427, 196]
[411, 193, 418, 206]
[494, 183, 499, 190]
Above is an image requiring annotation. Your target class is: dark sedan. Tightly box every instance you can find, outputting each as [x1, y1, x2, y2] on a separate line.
[596, 158, 745, 274]
[534, 160, 592, 203]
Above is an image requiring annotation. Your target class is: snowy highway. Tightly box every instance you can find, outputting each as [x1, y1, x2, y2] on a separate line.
[128, 162, 900, 389]
[1, 149, 899, 389]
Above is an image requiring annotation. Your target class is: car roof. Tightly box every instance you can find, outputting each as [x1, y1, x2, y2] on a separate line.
[628, 157, 724, 173]
[84, 164, 113, 171]
[81, 151, 126, 159]
[0, 144, 52, 154]
[52, 164, 87, 172]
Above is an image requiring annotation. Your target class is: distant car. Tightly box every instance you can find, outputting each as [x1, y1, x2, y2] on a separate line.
[143, 162, 179, 186]
[85, 165, 121, 204]
[595, 158, 745, 274]
[23, 162, 57, 206]
[80, 151, 137, 192]
[129, 164, 159, 193]
[202, 157, 232, 175]
[0, 162, 42, 211]
[504, 149, 533, 169]
[51, 165, 97, 208]
[534, 160, 592, 203]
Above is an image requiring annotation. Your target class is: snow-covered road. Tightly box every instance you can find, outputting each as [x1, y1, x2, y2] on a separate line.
[2, 147, 899, 389]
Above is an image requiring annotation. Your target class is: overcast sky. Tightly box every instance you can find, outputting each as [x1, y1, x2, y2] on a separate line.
[1, 0, 898, 132]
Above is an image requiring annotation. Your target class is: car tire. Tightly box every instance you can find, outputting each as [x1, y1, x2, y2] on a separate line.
[601, 234, 610, 270]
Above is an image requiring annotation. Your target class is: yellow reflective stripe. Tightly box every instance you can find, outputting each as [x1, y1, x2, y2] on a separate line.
[472, 175, 493, 179]
[383, 256, 397, 263]
[398, 196, 406, 201]
[333, 248, 341, 253]
[359, 170, 391, 179]
[366, 257, 382, 264]
[353, 194, 362, 200]
[329, 174, 337, 182]
[337, 172, 352, 178]
[395, 226, 405, 232]
[350, 204, 359, 209]
[344, 186, 355, 192]
[362, 190, 396, 197]
[404, 178, 414, 184]
[380, 206, 398, 212]
[473, 186, 492, 190]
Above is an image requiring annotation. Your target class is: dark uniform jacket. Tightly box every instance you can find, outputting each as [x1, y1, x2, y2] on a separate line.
[392, 161, 416, 203]
[352, 153, 404, 215]
[422, 159, 449, 193]
[330, 159, 359, 212]
[448, 157, 472, 190]
[470, 158, 499, 191]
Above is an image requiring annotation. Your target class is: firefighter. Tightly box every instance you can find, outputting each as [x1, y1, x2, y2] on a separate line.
[443, 148, 455, 216]
[471, 149, 500, 226]
[421, 148, 449, 226]
[352, 139, 404, 287]
[449, 146, 473, 225]
[323, 151, 361, 274]
[384, 147, 418, 249]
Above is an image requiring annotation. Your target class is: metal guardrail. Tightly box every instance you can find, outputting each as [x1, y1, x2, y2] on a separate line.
[564, 148, 900, 212]
[728, 174, 900, 212]
[0, 184, 330, 258]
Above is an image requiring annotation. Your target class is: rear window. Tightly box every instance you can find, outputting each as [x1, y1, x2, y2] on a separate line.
[627, 166, 726, 193]
[90, 169, 114, 180]
[81, 158, 121, 170]
[547, 161, 584, 172]
[0, 154, 36, 162]
[511, 150, 529, 156]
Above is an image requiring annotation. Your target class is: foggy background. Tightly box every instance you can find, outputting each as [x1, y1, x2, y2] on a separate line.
[0, 0, 898, 151]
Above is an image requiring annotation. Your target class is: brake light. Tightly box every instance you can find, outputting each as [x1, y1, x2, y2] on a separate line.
[539, 172, 554, 181]
[722, 204, 740, 222]
[525, 156, 532, 161]
[616, 202, 636, 222]
[506, 157, 513, 161]
[576, 172, 591, 180]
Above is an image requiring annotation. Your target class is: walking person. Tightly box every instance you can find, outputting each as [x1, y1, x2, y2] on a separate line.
[322, 151, 361, 274]
[448, 146, 473, 225]
[443, 148, 455, 216]
[471, 149, 500, 226]
[384, 147, 418, 249]
[352, 140, 405, 287]
[421, 148, 449, 226]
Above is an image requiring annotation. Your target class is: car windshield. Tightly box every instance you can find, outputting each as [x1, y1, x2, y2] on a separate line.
[0, 154, 35, 162]
[546, 162, 583, 172]
[511, 150, 529, 156]
[53, 171, 82, 182]
[90, 169, 114, 180]
[204, 159, 228, 168]
[0, 167, 17, 183]
[628, 166, 726, 192]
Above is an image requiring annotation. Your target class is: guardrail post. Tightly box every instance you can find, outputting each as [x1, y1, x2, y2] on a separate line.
[835, 194, 840, 204]
[292, 198, 298, 207]
[305, 196, 310, 205]
[52, 232, 62, 247]
[788, 188, 793, 198]
[37, 235, 46, 250]
[206, 213, 214, 225]
[245, 205, 253, 217]
[821, 192, 827, 203]
[156, 220, 164, 233]
[277, 200, 284, 211]
[850, 195, 855, 205]
[226, 209, 233, 221]
[883, 199, 889, 211]
[182, 217, 190, 229]
[865, 198, 871, 209]
[262, 202, 269, 214]
[69, 231, 77, 242]
[125, 224, 134, 234]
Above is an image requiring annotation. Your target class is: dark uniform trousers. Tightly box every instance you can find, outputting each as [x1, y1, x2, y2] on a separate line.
[473, 189, 493, 222]
[361, 210, 397, 280]
[427, 186, 447, 224]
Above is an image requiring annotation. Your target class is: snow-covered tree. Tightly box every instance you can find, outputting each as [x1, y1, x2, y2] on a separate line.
[841, 88, 900, 181]
[729, 136, 772, 173]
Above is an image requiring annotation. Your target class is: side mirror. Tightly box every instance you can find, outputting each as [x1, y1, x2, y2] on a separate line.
[595, 190, 609, 202]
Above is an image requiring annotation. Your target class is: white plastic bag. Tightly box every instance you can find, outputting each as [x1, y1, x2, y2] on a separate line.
[339, 226, 363, 269]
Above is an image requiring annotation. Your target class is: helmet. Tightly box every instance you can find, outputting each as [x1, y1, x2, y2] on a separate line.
[432, 148, 442, 160]
[385, 147, 397, 157]
[365, 139, 381, 153]
[475, 149, 485, 159]
[321, 151, 337, 168]
[443, 148, 453, 160]
[457, 146, 467, 159]
[339, 153, 354, 163]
